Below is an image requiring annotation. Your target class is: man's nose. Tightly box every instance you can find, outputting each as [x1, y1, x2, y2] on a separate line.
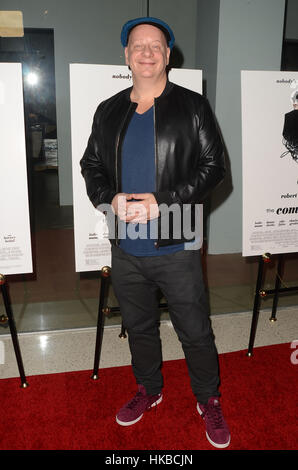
[142, 45, 153, 56]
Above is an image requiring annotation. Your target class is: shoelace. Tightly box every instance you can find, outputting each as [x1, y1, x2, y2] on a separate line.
[126, 392, 145, 410]
[202, 401, 225, 429]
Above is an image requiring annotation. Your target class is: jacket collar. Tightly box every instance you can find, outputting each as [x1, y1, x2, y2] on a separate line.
[124, 79, 174, 103]
[157, 79, 174, 100]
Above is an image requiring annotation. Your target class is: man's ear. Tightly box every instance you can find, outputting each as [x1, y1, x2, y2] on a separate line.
[124, 47, 129, 66]
[166, 47, 170, 66]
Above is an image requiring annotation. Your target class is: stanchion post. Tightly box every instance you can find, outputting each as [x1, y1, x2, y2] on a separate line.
[247, 253, 270, 357]
[91, 266, 111, 380]
[119, 321, 127, 339]
[270, 254, 283, 322]
[0, 274, 28, 388]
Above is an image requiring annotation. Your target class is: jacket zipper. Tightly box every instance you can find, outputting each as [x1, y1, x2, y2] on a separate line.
[115, 103, 135, 245]
[153, 100, 159, 250]
[115, 132, 120, 245]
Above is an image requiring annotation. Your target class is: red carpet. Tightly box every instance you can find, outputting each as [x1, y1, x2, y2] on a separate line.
[0, 342, 297, 451]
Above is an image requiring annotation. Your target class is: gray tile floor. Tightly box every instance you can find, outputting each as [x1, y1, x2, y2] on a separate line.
[0, 306, 297, 380]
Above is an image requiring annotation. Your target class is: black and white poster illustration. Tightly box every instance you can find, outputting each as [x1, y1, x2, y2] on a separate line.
[0, 63, 33, 275]
[241, 71, 298, 257]
[70, 65, 202, 272]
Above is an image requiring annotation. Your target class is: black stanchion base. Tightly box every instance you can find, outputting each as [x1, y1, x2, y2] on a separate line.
[0, 274, 28, 388]
[247, 253, 298, 356]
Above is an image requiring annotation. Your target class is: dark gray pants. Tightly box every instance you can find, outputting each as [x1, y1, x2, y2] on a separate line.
[111, 245, 220, 404]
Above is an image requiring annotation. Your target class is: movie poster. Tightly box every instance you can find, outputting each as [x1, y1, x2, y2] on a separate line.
[241, 71, 298, 257]
[0, 63, 32, 275]
[70, 65, 202, 272]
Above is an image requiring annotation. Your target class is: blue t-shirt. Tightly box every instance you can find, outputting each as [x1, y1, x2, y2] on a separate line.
[119, 106, 185, 256]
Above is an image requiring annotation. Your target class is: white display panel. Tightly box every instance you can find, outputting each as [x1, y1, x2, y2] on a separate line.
[70, 64, 202, 272]
[241, 71, 298, 257]
[0, 63, 32, 275]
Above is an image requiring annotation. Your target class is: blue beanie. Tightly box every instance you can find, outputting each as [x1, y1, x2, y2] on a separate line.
[121, 17, 175, 50]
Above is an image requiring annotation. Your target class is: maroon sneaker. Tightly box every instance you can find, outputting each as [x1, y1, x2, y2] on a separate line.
[197, 397, 231, 448]
[116, 385, 162, 426]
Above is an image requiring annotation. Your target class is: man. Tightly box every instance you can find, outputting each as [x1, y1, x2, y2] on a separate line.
[281, 89, 298, 163]
[80, 17, 230, 449]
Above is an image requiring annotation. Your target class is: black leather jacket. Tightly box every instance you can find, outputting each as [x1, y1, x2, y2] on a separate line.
[80, 80, 225, 247]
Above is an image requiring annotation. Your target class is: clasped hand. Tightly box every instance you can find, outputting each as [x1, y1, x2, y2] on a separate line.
[111, 193, 159, 224]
